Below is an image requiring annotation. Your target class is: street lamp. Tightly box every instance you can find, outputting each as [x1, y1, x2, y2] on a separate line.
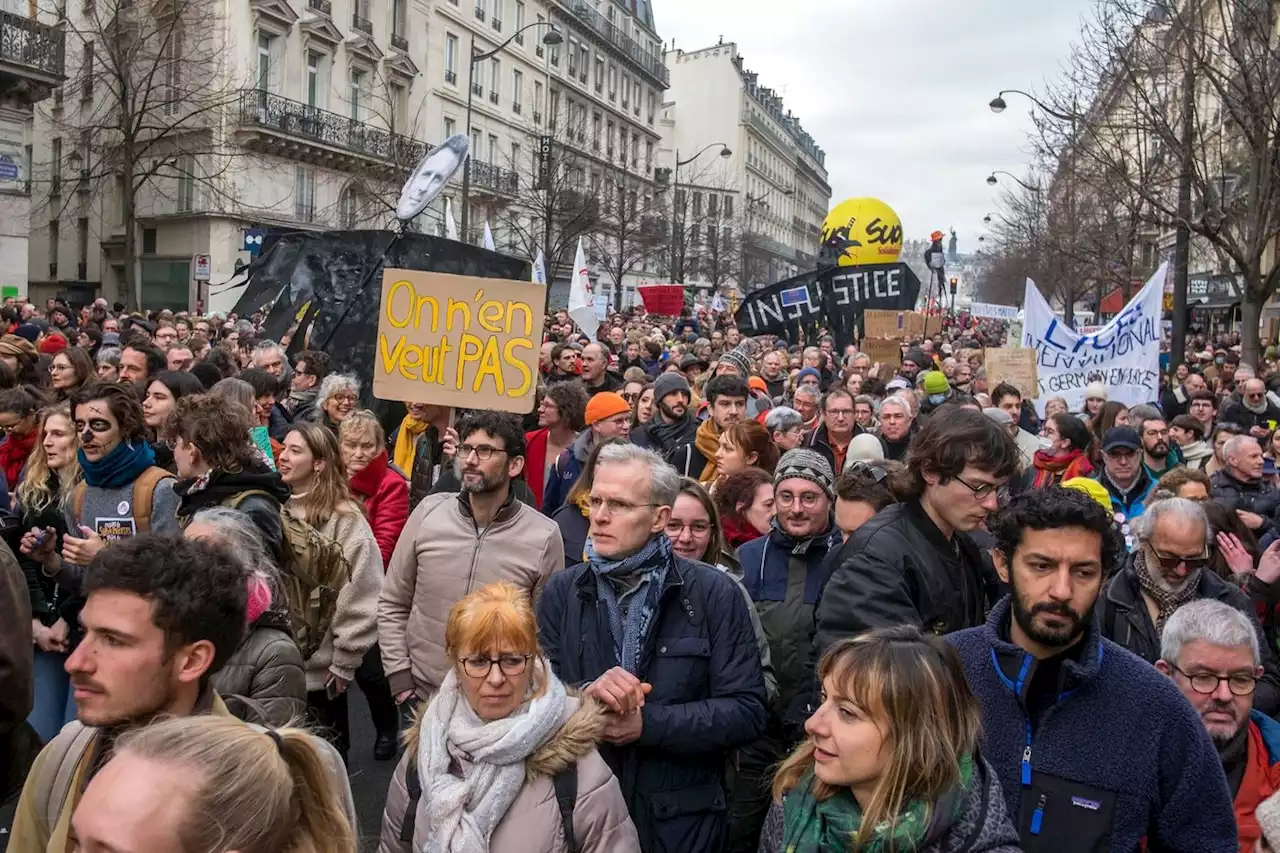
[989, 89, 1076, 122]
[987, 171, 1041, 193]
[670, 143, 731, 282]
[460, 22, 563, 238]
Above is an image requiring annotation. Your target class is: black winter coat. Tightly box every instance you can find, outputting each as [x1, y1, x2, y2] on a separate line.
[816, 501, 994, 655]
[537, 552, 768, 853]
[173, 464, 290, 570]
[1100, 557, 1280, 716]
[1211, 470, 1280, 534]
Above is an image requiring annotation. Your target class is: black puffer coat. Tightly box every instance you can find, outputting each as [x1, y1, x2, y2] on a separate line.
[211, 609, 307, 727]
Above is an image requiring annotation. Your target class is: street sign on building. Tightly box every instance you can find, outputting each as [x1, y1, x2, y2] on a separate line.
[536, 135, 553, 190]
[193, 254, 212, 282]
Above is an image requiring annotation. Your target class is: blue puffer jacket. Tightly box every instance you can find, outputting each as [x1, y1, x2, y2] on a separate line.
[537, 550, 768, 853]
[947, 597, 1237, 853]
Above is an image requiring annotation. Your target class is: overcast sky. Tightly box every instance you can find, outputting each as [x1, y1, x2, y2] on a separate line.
[652, 0, 1095, 256]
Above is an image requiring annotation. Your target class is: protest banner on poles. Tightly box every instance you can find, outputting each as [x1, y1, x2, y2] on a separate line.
[637, 284, 685, 316]
[985, 348, 1039, 399]
[969, 302, 1020, 321]
[373, 269, 545, 414]
[1021, 262, 1167, 414]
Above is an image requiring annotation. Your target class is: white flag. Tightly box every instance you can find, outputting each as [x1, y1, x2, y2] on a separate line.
[568, 237, 598, 339]
[532, 250, 547, 285]
[444, 198, 459, 241]
[483, 221, 496, 251]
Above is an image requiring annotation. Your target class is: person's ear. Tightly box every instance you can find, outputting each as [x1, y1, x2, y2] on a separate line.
[174, 639, 217, 686]
[1154, 660, 1172, 677]
[745, 451, 759, 466]
[651, 505, 671, 535]
[991, 548, 1011, 584]
[508, 455, 526, 479]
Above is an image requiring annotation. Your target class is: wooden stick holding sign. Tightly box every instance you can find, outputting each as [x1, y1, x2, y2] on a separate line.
[984, 347, 1039, 399]
[373, 269, 546, 414]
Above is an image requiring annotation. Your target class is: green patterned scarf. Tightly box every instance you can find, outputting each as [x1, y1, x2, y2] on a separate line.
[782, 754, 974, 853]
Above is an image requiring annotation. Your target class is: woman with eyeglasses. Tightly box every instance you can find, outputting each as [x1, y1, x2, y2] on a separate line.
[47, 347, 94, 403]
[277, 422, 382, 763]
[380, 581, 640, 853]
[314, 374, 360, 436]
[0, 386, 41, 490]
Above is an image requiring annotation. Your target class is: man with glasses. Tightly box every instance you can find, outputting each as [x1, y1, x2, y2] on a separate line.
[1101, 496, 1280, 715]
[1212, 436, 1280, 537]
[1157, 599, 1280, 850]
[380, 411, 564, 709]
[271, 349, 329, 441]
[948, 488, 1236, 852]
[804, 388, 861, 474]
[1139, 415, 1178, 479]
[537, 443, 766, 853]
[1096, 427, 1158, 546]
[818, 406, 1020, 649]
[1190, 390, 1219, 442]
[730, 449, 843, 853]
[1223, 378, 1280, 441]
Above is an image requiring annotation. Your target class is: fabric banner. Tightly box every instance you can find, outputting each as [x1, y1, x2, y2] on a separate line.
[1022, 262, 1168, 414]
[638, 284, 685, 316]
[969, 301, 1019, 320]
[734, 262, 922, 347]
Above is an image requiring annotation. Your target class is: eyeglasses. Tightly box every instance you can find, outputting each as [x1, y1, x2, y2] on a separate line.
[588, 495, 658, 515]
[1170, 664, 1257, 696]
[621, 392, 640, 403]
[331, 394, 357, 405]
[49, 363, 71, 373]
[666, 520, 711, 536]
[776, 491, 824, 509]
[460, 443, 508, 461]
[0, 419, 28, 434]
[459, 653, 531, 679]
[825, 408, 854, 418]
[1147, 544, 1211, 572]
[952, 474, 1001, 500]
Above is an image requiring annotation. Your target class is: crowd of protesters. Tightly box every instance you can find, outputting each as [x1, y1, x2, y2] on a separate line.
[3, 293, 1280, 852]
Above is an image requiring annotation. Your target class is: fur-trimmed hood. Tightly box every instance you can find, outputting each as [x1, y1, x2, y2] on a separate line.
[403, 686, 606, 780]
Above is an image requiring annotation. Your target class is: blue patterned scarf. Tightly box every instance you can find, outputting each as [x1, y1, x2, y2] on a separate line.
[586, 534, 672, 675]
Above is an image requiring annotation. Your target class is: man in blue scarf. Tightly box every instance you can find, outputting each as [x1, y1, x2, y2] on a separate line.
[537, 442, 767, 853]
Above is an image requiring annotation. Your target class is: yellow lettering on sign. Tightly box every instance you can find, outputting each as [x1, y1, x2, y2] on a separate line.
[473, 336, 506, 395]
[378, 334, 407, 373]
[446, 297, 472, 331]
[478, 300, 504, 333]
[504, 338, 534, 396]
[386, 280, 415, 329]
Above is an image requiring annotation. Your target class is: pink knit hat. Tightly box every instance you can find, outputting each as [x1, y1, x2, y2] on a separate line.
[245, 572, 273, 626]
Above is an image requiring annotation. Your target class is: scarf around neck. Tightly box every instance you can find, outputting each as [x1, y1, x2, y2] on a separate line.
[694, 418, 722, 484]
[394, 415, 430, 472]
[1133, 547, 1201, 633]
[722, 515, 764, 549]
[78, 441, 156, 489]
[783, 755, 974, 853]
[586, 534, 672, 675]
[417, 665, 567, 853]
[1032, 448, 1093, 488]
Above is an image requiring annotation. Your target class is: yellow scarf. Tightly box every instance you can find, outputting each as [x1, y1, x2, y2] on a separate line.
[393, 416, 430, 472]
[695, 418, 721, 485]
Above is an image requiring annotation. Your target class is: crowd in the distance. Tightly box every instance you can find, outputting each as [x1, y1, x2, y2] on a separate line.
[3, 294, 1280, 853]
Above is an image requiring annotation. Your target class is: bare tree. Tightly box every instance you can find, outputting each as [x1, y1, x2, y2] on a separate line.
[589, 169, 666, 311]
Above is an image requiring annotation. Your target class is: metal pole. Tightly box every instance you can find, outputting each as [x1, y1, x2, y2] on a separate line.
[670, 153, 679, 282]
[1172, 64, 1194, 369]
[461, 32, 477, 241]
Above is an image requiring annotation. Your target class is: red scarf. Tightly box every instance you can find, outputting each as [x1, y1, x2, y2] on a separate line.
[722, 515, 764, 550]
[1032, 448, 1094, 489]
[0, 428, 37, 490]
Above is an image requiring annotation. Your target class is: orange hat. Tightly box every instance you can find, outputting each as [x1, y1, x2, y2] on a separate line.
[585, 392, 631, 425]
[747, 376, 767, 393]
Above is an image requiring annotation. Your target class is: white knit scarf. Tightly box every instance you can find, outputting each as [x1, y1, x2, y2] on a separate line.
[417, 662, 567, 853]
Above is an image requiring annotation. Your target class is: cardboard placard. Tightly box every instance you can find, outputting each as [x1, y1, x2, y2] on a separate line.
[985, 347, 1039, 399]
[864, 309, 926, 340]
[861, 337, 903, 370]
[374, 269, 545, 414]
[638, 284, 685, 316]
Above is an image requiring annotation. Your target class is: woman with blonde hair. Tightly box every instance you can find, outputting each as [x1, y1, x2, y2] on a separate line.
[73, 715, 358, 853]
[761, 627, 1019, 853]
[339, 409, 409, 568]
[380, 581, 639, 853]
[277, 421, 382, 762]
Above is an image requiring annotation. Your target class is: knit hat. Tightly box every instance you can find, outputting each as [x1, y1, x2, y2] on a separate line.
[903, 348, 927, 369]
[844, 434, 886, 467]
[1061, 477, 1112, 512]
[1084, 381, 1108, 402]
[796, 366, 822, 385]
[585, 391, 631, 426]
[922, 371, 950, 396]
[39, 334, 68, 355]
[747, 376, 768, 394]
[653, 372, 691, 405]
[774, 448, 835, 501]
[719, 347, 752, 378]
[11, 323, 39, 343]
[101, 331, 121, 347]
[0, 334, 38, 364]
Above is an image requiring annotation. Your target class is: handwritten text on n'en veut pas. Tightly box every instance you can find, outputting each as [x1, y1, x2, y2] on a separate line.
[378, 281, 535, 397]
[1023, 311, 1161, 371]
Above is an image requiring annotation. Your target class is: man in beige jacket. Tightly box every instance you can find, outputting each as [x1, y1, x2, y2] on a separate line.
[380, 411, 564, 706]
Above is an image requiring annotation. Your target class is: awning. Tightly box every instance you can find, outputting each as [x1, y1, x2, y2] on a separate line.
[1191, 297, 1240, 311]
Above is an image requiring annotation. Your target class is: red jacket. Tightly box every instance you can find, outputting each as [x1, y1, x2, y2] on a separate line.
[1236, 712, 1280, 853]
[525, 428, 550, 511]
[349, 450, 409, 569]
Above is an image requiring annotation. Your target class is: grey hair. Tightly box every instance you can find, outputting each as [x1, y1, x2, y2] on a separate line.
[1160, 599, 1259, 667]
[317, 373, 360, 407]
[210, 378, 255, 413]
[595, 443, 680, 507]
[880, 395, 914, 418]
[1127, 403, 1163, 426]
[95, 346, 121, 367]
[793, 385, 821, 403]
[764, 406, 803, 433]
[1223, 435, 1260, 460]
[1134, 496, 1209, 543]
[853, 394, 876, 408]
[188, 505, 281, 589]
[251, 340, 285, 361]
[233, 319, 255, 337]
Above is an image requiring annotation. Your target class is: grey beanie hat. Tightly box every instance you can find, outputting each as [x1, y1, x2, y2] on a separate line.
[774, 448, 835, 501]
[653, 371, 691, 404]
[719, 346, 753, 378]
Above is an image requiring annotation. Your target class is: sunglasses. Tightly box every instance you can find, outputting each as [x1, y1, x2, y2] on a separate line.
[1148, 545, 1211, 572]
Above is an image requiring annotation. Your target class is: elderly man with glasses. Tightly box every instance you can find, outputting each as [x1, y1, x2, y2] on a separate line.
[1101, 496, 1280, 715]
[1222, 377, 1280, 442]
[1157, 599, 1280, 852]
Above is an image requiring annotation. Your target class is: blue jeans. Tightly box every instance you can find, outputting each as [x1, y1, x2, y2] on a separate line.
[28, 646, 76, 743]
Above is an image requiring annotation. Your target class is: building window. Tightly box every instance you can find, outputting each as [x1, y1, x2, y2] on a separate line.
[514, 0, 524, 32]
[647, 90, 655, 124]
[578, 44, 588, 80]
[708, 194, 718, 216]
[77, 217, 88, 272]
[607, 63, 616, 99]
[393, 0, 406, 37]
[606, 120, 614, 157]
[444, 117, 456, 138]
[631, 131, 638, 167]
[567, 37, 578, 75]
[549, 89, 559, 129]
[306, 51, 325, 107]
[176, 155, 194, 212]
[510, 142, 521, 169]
[645, 140, 652, 173]
[492, 0, 502, 27]
[391, 83, 407, 132]
[512, 68, 522, 112]
[594, 55, 603, 92]
[295, 167, 315, 221]
[445, 33, 458, 84]
[256, 32, 273, 91]
[534, 80, 543, 116]
[693, 192, 702, 216]
[349, 69, 365, 120]
[592, 112, 601, 150]
[340, 184, 365, 228]
[489, 57, 500, 100]
[488, 134, 498, 163]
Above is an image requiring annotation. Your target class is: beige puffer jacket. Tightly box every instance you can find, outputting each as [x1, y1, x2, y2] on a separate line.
[379, 693, 640, 853]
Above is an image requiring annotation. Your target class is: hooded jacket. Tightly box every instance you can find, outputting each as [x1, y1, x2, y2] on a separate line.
[544, 430, 594, 514]
[174, 463, 291, 569]
[210, 609, 307, 727]
[348, 450, 410, 569]
[378, 692, 640, 853]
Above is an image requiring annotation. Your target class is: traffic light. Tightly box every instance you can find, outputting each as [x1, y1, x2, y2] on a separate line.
[949, 277, 958, 295]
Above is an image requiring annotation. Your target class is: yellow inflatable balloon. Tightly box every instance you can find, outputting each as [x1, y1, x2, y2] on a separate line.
[821, 198, 904, 267]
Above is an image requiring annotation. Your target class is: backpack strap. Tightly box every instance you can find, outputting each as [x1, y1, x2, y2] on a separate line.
[131, 467, 175, 534]
[72, 482, 86, 525]
[400, 758, 423, 843]
[552, 765, 580, 853]
[33, 722, 97, 832]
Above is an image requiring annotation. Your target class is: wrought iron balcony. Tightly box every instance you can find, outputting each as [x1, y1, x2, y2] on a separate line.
[469, 158, 518, 194]
[306, 0, 331, 15]
[445, 69, 457, 84]
[488, 90, 498, 104]
[236, 89, 430, 172]
[351, 13, 372, 34]
[0, 10, 66, 93]
[471, 81, 482, 96]
[391, 32, 408, 51]
[559, 1, 667, 87]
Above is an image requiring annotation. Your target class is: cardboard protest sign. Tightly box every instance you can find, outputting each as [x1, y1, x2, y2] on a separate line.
[985, 347, 1039, 399]
[863, 309, 926, 340]
[861, 338, 903, 370]
[374, 269, 545, 414]
[969, 302, 1019, 321]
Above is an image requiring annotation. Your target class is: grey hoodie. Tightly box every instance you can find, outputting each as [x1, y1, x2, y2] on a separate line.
[56, 478, 181, 586]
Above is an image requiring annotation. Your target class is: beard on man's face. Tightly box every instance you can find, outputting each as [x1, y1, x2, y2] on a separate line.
[455, 458, 507, 494]
[1009, 574, 1093, 651]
